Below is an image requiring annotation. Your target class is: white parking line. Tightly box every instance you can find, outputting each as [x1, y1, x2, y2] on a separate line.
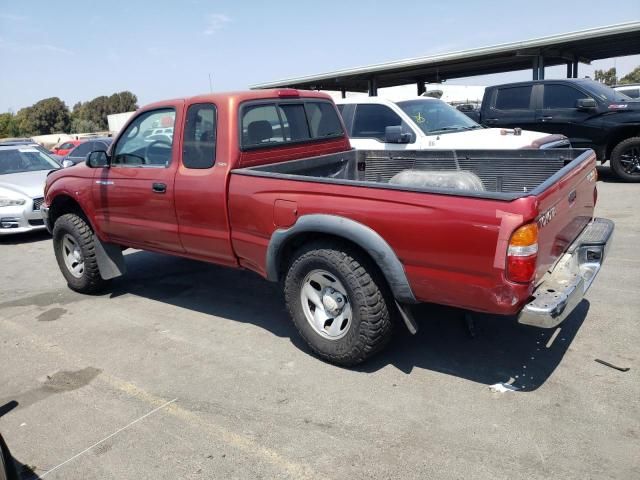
[40, 398, 177, 478]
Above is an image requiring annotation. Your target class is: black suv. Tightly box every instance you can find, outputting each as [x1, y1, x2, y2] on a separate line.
[470, 79, 640, 181]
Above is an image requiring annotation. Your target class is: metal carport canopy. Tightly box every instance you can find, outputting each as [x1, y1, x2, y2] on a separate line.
[250, 22, 640, 92]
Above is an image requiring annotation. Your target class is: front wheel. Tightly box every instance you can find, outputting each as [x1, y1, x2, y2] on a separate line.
[284, 242, 394, 366]
[53, 213, 109, 293]
[610, 137, 640, 182]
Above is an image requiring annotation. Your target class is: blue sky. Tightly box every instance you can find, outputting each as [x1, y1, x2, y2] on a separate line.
[0, 0, 638, 112]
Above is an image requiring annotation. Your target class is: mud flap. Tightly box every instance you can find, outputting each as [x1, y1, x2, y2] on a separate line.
[395, 300, 418, 334]
[93, 235, 126, 280]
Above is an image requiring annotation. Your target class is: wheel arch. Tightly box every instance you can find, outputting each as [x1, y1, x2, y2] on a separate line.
[49, 194, 125, 280]
[266, 214, 417, 304]
[606, 127, 640, 160]
[49, 194, 90, 229]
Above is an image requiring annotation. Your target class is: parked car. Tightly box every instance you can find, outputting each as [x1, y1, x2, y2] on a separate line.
[50, 139, 82, 156]
[60, 138, 113, 167]
[336, 96, 570, 151]
[461, 79, 640, 181]
[43, 89, 612, 366]
[613, 83, 640, 99]
[0, 143, 60, 234]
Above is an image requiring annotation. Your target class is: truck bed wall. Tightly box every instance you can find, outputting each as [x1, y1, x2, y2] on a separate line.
[239, 148, 592, 201]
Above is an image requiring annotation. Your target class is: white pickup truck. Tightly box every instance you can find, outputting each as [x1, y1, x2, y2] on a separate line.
[335, 96, 570, 150]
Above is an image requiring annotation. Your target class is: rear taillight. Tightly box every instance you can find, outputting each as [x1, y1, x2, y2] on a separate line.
[507, 223, 538, 283]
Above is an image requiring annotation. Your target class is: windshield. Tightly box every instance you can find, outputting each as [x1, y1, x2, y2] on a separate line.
[583, 81, 632, 102]
[396, 99, 481, 135]
[0, 147, 61, 175]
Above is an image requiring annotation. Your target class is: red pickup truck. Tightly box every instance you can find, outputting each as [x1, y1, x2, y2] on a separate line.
[43, 89, 613, 366]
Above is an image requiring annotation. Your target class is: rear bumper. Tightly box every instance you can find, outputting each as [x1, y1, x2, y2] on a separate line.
[518, 218, 614, 328]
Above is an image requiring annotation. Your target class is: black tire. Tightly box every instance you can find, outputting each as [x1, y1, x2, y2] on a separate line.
[53, 213, 109, 293]
[610, 136, 640, 182]
[284, 242, 394, 366]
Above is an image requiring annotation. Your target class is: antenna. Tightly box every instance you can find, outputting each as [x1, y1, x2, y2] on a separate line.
[208, 73, 213, 93]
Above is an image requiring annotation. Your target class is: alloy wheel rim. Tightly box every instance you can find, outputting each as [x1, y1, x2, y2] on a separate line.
[61, 233, 84, 278]
[300, 269, 352, 340]
[619, 146, 640, 175]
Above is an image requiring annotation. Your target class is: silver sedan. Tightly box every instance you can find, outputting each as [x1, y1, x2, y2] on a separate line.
[0, 144, 60, 235]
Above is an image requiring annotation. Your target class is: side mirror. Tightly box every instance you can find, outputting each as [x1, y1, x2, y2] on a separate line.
[62, 159, 74, 168]
[576, 98, 597, 110]
[86, 150, 110, 168]
[385, 125, 411, 144]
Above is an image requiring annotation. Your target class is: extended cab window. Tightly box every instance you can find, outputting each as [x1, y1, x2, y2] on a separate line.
[240, 100, 343, 149]
[543, 85, 589, 109]
[183, 103, 217, 169]
[352, 104, 402, 141]
[113, 109, 175, 167]
[494, 86, 532, 110]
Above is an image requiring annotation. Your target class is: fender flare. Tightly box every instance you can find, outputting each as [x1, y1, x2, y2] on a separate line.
[266, 214, 417, 304]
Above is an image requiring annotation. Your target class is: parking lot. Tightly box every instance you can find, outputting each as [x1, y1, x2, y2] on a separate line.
[0, 166, 638, 479]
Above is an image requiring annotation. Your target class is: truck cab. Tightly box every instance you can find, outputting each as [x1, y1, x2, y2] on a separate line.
[336, 96, 569, 151]
[472, 79, 640, 181]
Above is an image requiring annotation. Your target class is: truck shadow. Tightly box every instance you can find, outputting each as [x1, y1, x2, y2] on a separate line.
[596, 164, 624, 183]
[0, 230, 50, 245]
[112, 251, 587, 392]
[361, 301, 588, 391]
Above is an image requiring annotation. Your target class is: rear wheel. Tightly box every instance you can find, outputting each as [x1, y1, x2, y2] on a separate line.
[53, 213, 109, 293]
[284, 242, 394, 366]
[610, 137, 640, 182]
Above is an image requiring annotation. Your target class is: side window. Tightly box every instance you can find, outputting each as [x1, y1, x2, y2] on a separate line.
[625, 89, 640, 99]
[113, 109, 175, 167]
[494, 86, 532, 110]
[543, 85, 587, 109]
[60, 142, 75, 150]
[352, 104, 402, 141]
[183, 103, 217, 169]
[70, 142, 93, 159]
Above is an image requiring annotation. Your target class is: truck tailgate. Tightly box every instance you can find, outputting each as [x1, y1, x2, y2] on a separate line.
[533, 150, 597, 282]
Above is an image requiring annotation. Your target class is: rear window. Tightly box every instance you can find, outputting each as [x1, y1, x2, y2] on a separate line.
[240, 100, 343, 149]
[494, 86, 532, 110]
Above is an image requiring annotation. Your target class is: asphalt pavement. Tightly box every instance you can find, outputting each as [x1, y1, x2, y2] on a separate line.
[0, 165, 638, 479]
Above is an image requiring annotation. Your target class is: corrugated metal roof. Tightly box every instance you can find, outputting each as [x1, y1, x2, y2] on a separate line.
[251, 22, 640, 92]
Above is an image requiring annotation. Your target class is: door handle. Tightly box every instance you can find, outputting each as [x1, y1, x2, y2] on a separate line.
[541, 115, 553, 121]
[152, 182, 167, 193]
[485, 118, 498, 124]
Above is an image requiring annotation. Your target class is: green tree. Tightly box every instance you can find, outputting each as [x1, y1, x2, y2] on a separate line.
[594, 67, 617, 86]
[619, 66, 640, 84]
[108, 91, 138, 113]
[13, 107, 36, 136]
[70, 117, 101, 134]
[0, 113, 20, 138]
[14, 97, 71, 135]
[71, 91, 137, 132]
